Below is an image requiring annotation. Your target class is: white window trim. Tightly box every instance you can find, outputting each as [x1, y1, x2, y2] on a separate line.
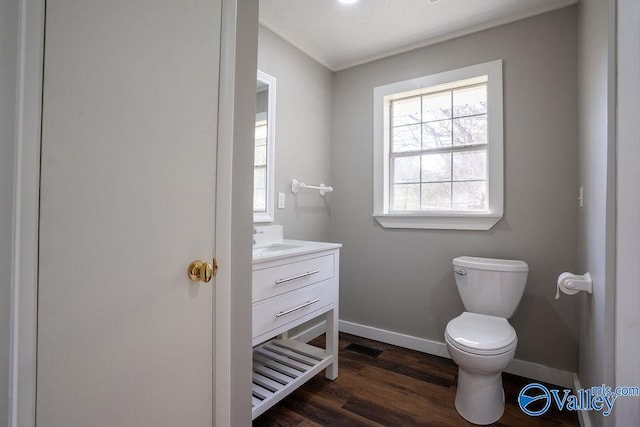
[254, 69, 276, 223]
[373, 59, 503, 230]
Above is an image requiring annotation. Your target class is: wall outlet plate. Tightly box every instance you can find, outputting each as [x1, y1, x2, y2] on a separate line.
[278, 192, 285, 209]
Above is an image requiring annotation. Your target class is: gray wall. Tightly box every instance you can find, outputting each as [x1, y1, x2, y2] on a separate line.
[576, 1, 616, 426]
[331, 8, 579, 371]
[257, 25, 333, 242]
[0, 0, 19, 422]
[615, 0, 640, 424]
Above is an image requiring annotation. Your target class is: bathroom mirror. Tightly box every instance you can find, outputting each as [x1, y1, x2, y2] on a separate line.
[254, 70, 276, 222]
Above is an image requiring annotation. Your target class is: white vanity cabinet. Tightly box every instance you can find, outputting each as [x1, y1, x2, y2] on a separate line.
[251, 241, 340, 420]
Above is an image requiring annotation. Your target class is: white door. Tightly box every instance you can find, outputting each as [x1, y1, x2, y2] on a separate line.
[37, 1, 221, 426]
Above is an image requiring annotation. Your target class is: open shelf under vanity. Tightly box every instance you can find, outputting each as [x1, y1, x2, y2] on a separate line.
[251, 338, 334, 419]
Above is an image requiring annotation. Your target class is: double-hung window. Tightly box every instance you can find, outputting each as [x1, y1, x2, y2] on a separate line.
[253, 117, 268, 213]
[373, 60, 503, 230]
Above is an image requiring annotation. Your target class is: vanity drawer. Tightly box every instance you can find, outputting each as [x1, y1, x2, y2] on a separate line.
[252, 280, 334, 340]
[252, 253, 334, 302]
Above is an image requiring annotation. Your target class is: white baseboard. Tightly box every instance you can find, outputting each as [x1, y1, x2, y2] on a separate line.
[506, 357, 575, 390]
[339, 320, 451, 359]
[340, 320, 575, 389]
[573, 374, 592, 427]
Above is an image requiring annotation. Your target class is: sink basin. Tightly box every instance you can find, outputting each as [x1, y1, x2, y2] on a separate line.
[252, 243, 302, 257]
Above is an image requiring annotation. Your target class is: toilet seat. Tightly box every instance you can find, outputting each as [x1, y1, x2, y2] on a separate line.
[445, 312, 517, 356]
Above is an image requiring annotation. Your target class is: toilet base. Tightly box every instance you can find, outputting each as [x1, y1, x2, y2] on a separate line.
[454, 366, 505, 425]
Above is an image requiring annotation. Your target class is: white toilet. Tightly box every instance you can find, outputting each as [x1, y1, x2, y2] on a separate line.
[444, 256, 528, 425]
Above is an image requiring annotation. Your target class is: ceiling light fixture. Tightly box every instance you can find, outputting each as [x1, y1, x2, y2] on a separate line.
[337, 0, 359, 4]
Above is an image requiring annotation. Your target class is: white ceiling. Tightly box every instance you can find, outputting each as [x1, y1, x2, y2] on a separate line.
[259, 0, 578, 71]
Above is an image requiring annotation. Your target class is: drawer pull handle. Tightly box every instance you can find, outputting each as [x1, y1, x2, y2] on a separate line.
[275, 270, 320, 285]
[275, 299, 320, 318]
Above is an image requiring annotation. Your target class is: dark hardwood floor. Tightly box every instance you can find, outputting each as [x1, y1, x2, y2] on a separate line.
[253, 333, 579, 426]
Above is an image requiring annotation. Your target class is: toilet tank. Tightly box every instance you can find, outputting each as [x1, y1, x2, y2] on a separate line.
[452, 256, 528, 318]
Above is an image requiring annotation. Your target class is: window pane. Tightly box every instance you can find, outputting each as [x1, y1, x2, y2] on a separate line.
[452, 150, 486, 181]
[392, 98, 420, 126]
[254, 145, 266, 166]
[255, 123, 267, 142]
[254, 166, 265, 189]
[255, 137, 267, 148]
[422, 120, 452, 149]
[422, 91, 451, 122]
[453, 181, 487, 211]
[453, 85, 487, 117]
[253, 188, 266, 212]
[421, 153, 451, 182]
[421, 182, 451, 210]
[453, 115, 487, 146]
[392, 184, 420, 210]
[393, 156, 420, 183]
[392, 124, 421, 153]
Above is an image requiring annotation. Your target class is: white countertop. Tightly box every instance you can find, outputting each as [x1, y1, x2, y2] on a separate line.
[252, 239, 342, 264]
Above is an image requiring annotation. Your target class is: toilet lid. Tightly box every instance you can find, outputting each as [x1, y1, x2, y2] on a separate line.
[446, 312, 517, 355]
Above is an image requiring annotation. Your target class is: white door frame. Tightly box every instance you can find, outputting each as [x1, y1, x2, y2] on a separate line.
[9, 1, 257, 425]
[9, 1, 43, 425]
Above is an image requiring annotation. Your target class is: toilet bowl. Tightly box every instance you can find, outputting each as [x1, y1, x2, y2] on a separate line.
[446, 257, 528, 425]
[445, 312, 518, 425]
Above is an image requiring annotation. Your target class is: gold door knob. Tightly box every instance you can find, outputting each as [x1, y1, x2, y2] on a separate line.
[188, 260, 213, 283]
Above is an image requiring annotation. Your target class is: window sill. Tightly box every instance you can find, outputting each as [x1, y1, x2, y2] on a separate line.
[372, 213, 502, 231]
[254, 212, 274, 223]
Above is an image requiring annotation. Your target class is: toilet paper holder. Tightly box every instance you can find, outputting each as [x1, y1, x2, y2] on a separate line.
[555, 272, 592, 299]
